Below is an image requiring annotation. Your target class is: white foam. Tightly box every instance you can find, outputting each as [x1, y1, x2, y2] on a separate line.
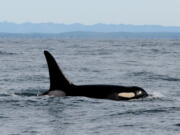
[149, 91, 165, 98]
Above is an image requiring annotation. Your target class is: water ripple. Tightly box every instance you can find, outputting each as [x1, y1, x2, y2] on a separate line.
[128, 71, 180, 82]
[0, 50, 16, 56]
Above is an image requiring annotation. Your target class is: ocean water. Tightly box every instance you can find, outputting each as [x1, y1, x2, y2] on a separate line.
[0, 37, 180, 135]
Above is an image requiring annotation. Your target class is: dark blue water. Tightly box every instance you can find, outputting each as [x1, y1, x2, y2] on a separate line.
[0, 38, 180, 135]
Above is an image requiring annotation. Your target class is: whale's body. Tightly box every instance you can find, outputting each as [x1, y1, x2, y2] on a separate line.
[41, 51, 148, 100]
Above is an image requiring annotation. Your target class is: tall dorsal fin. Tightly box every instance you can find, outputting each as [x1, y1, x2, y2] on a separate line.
[44, 51, 71, 91]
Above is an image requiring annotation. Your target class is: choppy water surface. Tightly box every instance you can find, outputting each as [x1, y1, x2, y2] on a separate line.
[0, 38, 180, 135]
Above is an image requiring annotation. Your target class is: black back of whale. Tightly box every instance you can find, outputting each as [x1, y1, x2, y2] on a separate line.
[42, 51, 148, 100]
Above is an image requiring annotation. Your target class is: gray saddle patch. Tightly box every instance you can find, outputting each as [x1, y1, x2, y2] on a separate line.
[48, 90, 66, 97]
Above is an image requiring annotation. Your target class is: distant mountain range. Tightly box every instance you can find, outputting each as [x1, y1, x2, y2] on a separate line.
[1, 22, 180, 33]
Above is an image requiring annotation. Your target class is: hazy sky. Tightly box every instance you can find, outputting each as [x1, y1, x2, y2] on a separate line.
[0, 0, 180, 26]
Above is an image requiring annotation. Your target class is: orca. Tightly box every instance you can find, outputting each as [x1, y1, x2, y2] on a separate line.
[41, 51, 148, 100]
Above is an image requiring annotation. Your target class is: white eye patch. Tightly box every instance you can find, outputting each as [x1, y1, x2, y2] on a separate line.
[118, 92, 135, 98]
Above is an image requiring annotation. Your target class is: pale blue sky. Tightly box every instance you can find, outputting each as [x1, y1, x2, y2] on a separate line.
[0, 0, 180, 26]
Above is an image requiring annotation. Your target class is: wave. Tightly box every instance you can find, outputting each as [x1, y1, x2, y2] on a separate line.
[128, 71, 180, 82]
[0, 50, 16, 56]
[174, 123, 180, 127]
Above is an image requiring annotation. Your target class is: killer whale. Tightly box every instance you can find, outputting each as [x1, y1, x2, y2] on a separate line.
[41, 51, 148, 100]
